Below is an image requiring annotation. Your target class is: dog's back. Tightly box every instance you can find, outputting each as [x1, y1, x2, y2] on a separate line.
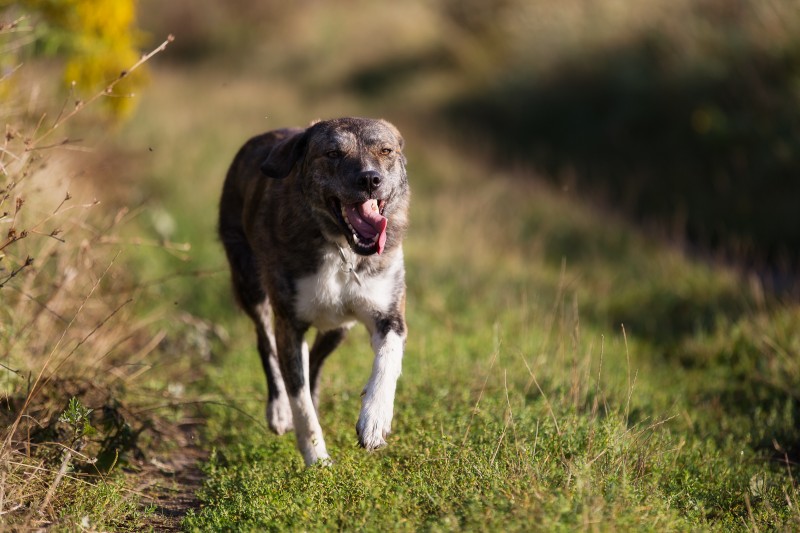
[218, 128, 301, 312]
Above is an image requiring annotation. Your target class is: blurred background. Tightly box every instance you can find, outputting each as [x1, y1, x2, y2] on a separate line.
[131, 0, 800, 277]
[2, 0, 799, 293]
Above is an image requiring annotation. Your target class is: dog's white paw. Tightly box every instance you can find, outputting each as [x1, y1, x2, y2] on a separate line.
[298, 434, 331, 466]
[356, 404, 392, 450]
[310, 456, 334, 468]
[267, 398, 294, 435]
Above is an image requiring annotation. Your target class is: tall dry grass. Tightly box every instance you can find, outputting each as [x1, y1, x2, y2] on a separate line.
[0, 22, 175, 527]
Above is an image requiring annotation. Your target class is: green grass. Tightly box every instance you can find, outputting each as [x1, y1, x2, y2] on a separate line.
[98, 18, 799, 520]
[175, 155, 797, 529]
[114, 63, 800, 526]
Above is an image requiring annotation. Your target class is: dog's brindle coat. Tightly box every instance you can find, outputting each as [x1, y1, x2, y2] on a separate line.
[219, 118, 409, 465]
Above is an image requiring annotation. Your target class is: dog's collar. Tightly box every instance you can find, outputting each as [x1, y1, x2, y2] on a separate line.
[336, 243, 362, 286]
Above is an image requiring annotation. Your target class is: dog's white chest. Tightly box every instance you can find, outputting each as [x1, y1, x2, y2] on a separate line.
[294, 247, 398, 331]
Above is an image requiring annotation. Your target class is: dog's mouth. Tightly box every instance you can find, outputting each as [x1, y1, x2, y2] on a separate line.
[329, 197, 388, 255]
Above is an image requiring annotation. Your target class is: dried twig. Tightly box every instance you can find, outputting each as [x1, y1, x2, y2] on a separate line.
[30, 35, 175, 149]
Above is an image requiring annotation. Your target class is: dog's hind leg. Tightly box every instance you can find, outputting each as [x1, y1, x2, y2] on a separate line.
[254, 302, 294, 434]
[308, 326, 351, 411]
[221, 231, 293, 434]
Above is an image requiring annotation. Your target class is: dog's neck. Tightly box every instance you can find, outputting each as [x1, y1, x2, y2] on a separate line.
[323, 234, 400, 283]
[335, 243, 363, 286]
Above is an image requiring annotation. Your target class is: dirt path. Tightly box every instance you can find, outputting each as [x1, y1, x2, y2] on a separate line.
[136, 421, 207, 531]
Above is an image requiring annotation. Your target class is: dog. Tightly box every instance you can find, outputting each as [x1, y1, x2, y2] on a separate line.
[218, 117, 409, 466]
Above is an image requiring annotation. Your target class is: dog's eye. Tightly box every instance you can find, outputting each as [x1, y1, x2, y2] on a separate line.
[380, 148, 393, 155]
[327, 150, 343, 159]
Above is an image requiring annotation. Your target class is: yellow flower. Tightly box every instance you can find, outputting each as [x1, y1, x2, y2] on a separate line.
[17, 0, 149, 119]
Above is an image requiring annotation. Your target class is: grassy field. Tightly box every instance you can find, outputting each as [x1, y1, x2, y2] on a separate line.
[115, 60, 799, 529]
[3, 0, 800, 530]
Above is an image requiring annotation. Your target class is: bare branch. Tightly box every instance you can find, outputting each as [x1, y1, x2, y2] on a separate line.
[29, 34, 175, 148]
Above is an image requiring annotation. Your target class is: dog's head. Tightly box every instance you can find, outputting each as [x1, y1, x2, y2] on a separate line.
[261, 117, 409, 256]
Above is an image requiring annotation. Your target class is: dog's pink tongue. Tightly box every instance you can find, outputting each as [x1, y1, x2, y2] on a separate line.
[345, 200, 388, 254]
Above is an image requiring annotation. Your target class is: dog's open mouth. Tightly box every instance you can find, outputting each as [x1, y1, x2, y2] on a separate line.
[329, 198, 388, 255]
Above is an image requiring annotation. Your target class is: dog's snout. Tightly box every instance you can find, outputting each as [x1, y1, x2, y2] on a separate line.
[357, 171, 382, 192]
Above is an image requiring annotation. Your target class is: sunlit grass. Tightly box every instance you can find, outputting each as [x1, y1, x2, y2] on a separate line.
[130, 97, 798, 528]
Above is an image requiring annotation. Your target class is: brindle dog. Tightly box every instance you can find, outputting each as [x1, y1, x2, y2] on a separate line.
[218, 117, 409, 465]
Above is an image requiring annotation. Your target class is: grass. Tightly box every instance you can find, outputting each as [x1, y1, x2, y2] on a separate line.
[127, 2, 800, 528]
[3, 0, 800, 529]
[170, 138, 799, 530]
[119, 60, 799, 527]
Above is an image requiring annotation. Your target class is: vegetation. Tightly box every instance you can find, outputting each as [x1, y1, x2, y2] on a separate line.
[2, 0, 800, 530]
[0, 7, 177, 529]
[174, 141, 800, 530]
[2, 0, 150, 117]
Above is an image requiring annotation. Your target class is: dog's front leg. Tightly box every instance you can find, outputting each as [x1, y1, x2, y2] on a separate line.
[274, 315, 330, 466]
[357, 321, 406, 450]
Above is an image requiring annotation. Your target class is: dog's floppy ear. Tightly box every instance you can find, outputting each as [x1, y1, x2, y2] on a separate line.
[260, 129, 309, 179]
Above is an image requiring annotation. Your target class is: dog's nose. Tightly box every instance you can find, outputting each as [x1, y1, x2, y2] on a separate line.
[358, 171, 382, 192]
